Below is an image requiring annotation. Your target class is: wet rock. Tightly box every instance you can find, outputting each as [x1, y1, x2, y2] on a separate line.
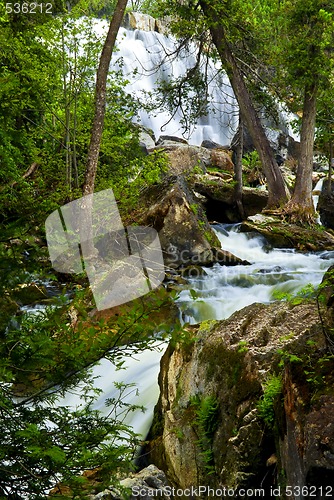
[180, 265, 208, 277]
[318, 190, 334, 230]
[211, 247, 250, 266]
[139, 176, 222, 268]
[257, 266, 283, 274]
[193, 174, 268, 222]
[241, 216, 334, 251]
[89, 465, 171, 500]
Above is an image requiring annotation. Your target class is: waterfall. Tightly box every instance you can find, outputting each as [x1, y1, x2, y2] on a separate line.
[56, 19, 321, 446]
[89, 18, 299, 151]
[111, 27, 239, 145]
[177, 224, 334, 324]
[57, 224, 334, 442]
[59, 342, 166, 440]
[91, 19, 239, 145]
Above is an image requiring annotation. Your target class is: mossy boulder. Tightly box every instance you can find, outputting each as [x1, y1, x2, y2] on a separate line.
[147, 299, 334, 495]
[138, 176, 245, 268]
[241, 214, 334, 251]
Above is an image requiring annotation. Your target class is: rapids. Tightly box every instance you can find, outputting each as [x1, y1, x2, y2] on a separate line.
[178, 224, 334, 323]
[58, 224, 334, 440]
[40, 19, 324, 445]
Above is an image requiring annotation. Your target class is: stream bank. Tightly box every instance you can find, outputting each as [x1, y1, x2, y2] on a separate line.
[146, 278, 334, 497]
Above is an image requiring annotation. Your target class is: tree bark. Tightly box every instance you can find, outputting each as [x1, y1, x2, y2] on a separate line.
[82, 0, 128, 196]
[234, 112, 245, 219]
[328, 140, 333, 195]
[285, 82, 317, 222]
[199, 0, 289, 208]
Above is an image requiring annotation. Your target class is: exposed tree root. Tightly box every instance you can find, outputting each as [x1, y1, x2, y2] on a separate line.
[282, 200, 316, 226]
[262, 203, 317, 227]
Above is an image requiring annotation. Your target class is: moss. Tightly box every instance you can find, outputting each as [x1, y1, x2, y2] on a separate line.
[204, 229, 220, 247]
[257, 375, 283, 428]
[190, 203, 199, 216]
[200, 341, 247, 390]
[197, 320, 220, 336]
[241, 219, 334, 251]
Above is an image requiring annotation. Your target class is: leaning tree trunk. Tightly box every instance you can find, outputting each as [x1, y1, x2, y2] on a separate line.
[83, 0, 128, 196]
[234, 112, 245, 219]
[81, 0, 128, 263]
[199, 1, 289, 208]
[285, 82, 318, 223]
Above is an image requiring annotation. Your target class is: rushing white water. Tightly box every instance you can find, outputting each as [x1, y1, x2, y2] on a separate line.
[177, 224, 334, 324]
[91, 19, 238, 144]
[81, 18, 298, 148]
[110, 27, 238, 145]
[63, 223, 334, 439]
[58, 342, 166, 440]
[46, 18, 321, 441]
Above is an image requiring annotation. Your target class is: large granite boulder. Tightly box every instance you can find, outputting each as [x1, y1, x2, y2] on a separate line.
[89, 465, 171, 500]
[147, 295, 334, 497]
[50, 465, 171, 499]
[152, 137, 235, 176]
[139, 176, 245, 268]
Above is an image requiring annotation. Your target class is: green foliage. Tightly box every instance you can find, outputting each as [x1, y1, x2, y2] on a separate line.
[303, 354, 334, 391]
[190, 203, 199, 215]
[129, 0, 160, 16]
[257, 375, 282, 427]
[237, 340, 249, 353]
[272, 283, 317, 305]
[0, 228, 180, 497]
[0, 280, 178, 497]
[0, 9, 166, 228]
[273, 0, 334, 109]
[277, 349, 303, 368]
[100, 149, 169, 215]
[242, 151, 261, 170]
[190, 394, 219, 474]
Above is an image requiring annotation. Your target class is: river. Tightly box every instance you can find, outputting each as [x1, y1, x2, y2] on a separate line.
[61, 224, 334, 441]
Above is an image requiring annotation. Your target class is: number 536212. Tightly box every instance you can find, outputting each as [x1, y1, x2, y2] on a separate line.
[5, 3, 53, 14]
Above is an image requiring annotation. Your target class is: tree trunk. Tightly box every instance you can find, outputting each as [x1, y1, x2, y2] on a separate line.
[82, 0, 128, 196]
[80, 0, 128, 264]
[285, 82, 317, 223]
[199, 0, 289, 208]
[328, 140, 333, 195]
[234, 112, 245, 219]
